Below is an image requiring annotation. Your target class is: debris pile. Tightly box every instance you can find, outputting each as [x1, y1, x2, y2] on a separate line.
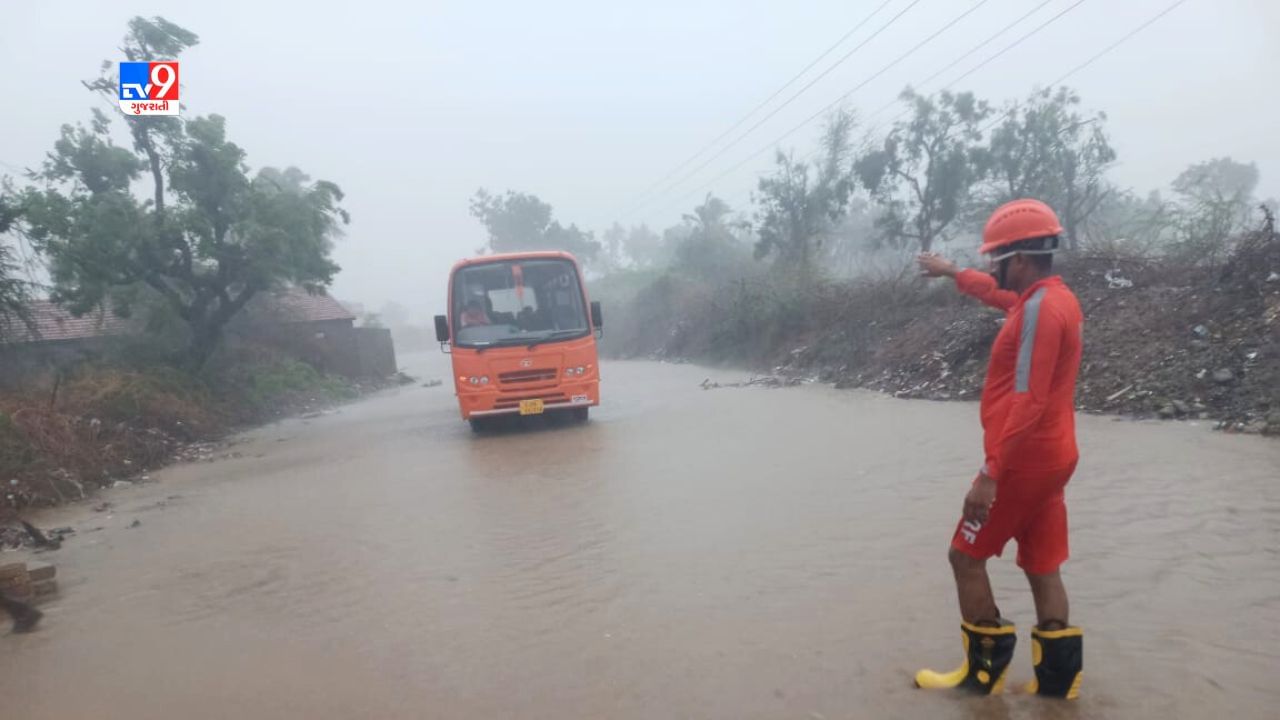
[804, 230, 1280, 434]
[1, 522, 73, 552]
[636, 218, 1280, 436]
[700, 375, 806, 390]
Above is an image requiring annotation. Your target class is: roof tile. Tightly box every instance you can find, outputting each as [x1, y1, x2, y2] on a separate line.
[3, 288, 354, 345]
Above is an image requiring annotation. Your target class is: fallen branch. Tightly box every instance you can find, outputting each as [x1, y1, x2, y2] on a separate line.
[1105, 384, 1134, 403]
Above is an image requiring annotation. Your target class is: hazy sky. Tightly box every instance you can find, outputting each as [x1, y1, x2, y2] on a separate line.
[3, 0, 1277, 317]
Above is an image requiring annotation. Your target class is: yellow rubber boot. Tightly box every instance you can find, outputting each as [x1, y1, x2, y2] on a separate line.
[1024, 625, 1083, 699]
[915, 621, 1017, 695]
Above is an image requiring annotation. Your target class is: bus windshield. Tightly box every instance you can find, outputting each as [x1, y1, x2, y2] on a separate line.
[451, 258, 589, 347]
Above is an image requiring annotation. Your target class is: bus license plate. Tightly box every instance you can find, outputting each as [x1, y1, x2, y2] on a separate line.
[519, 399, 545, 416]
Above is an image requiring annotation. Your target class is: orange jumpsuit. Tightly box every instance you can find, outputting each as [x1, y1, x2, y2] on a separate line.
[950, 270, 1084, 573]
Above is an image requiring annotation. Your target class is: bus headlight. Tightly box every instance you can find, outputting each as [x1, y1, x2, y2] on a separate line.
[479, 376, 490, 385]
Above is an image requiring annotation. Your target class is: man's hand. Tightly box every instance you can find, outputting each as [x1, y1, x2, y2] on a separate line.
[917, 252, 959, 279]
[963, 472, 997, 524]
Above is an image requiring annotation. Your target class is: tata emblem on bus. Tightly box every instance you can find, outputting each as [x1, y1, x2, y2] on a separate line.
[520, 358, 533, 368]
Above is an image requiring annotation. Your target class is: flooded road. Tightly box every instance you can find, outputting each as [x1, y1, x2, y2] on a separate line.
[3, 356, 1279, 719]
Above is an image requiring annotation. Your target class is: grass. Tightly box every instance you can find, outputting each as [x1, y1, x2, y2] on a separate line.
[0, 353, 364, 508]
[229, 358, 358, 417]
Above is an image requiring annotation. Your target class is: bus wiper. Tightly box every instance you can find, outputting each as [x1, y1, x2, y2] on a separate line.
[526, 330, 583, 350]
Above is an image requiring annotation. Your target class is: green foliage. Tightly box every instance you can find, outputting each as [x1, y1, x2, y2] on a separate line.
[672, 194, 753, 281]
[1086, 189, 1176, 256]
[64, 365, 216, 435]
[231, 358, 357, 414]
[755, 110, 857, 272]
[623, 224, 666, 269]
[706, 279, 814, 362]
[0, 410, 37, 479]
[469, 188, 600, 260]
[587, 266, 671, 357]
[0, 241, 32, 342]
[599, 222, 627, 273]
[12, 17, 347, 368]
[986, 87, 1116, 249]
[1173, 157, 1259, 207]
[120, 16, 200, 60]
[856, 89, 992, 252]
[1169, 157, 1260, 262]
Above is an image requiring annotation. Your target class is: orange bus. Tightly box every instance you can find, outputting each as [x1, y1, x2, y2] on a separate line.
[434, 251, 603, 432]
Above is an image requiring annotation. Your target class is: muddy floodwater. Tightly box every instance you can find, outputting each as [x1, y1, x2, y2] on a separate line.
[3, 356, 1278, 719]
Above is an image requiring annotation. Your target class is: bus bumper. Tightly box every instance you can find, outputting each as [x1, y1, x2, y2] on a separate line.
[458, 380, 600, 420]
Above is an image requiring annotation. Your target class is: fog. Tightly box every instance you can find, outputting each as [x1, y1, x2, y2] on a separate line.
[2, 0, 1277, 318]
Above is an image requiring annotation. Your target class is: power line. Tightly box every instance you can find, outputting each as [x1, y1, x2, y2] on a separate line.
[860, 0, 1064, 133]
[979, 0, 1190, 135]
[758, 0, 1075, 210]
[642, 0, 998, 221]
[659, 0, 1187, 225]
[624, 0, 932, 220]
[618, 0, 897, 214]
[789, 0, 1078, 172]
[868, 0, 1088, 138]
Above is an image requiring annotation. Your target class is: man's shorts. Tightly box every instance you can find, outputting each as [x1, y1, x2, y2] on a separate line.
[950, 462, 1076, 574]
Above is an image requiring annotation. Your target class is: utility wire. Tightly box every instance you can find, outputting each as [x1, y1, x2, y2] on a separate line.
[717, 0, 1069, 216]
[861, 0, 1065, 133]
[618, 0, 898, 214]
[642, 0, 998, 220]
[623, 0, 932, 219]
[979, 0, 1190, 135]
[663, 0, 1187, 223]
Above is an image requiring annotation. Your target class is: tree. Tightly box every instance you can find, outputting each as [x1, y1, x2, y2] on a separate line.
[1170, 157, 1259, 258]
[670, 194, 751, 280]
[13, 18, 348, 367]
[683, 194, 732, 233]
[0, 244, 32, 342]
[622, 224, 665, 269]
[1086, 189, 1176, 256]
[0, 194, 34, 341]
[600, 222, 628, 272]
[822, 196, 880, 277]
[469, 189, 600, 260]
[855, 89, 992, 252]
[986, 87, 1116, 249]
[755, 109, 857, 274]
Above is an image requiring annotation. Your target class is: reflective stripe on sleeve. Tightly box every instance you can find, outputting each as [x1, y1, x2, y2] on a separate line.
[1015, 287, 1048, 393]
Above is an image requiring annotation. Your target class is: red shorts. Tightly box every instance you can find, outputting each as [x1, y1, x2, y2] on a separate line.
[950, 462, 1076, 574]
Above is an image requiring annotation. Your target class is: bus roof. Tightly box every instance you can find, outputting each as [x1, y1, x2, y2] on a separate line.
[449, 250, 580, 273]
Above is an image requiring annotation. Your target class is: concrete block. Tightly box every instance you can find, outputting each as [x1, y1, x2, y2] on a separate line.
[0, 562, 27, 581]
[32, 579, 57, 598]
[27, 562, 56, 582]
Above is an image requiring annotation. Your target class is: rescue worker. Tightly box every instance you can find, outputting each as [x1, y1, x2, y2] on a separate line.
[913, 199, 1085, 699]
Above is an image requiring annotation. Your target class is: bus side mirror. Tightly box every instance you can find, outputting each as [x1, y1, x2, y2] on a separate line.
[434, 315, 450, 343]
[590, 301, 603, 333]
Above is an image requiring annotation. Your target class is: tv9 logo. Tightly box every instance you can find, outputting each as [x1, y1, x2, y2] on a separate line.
[118, 62, 180, 116]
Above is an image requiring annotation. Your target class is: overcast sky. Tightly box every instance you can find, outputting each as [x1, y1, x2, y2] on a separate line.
[3, 0, 1277, 317]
